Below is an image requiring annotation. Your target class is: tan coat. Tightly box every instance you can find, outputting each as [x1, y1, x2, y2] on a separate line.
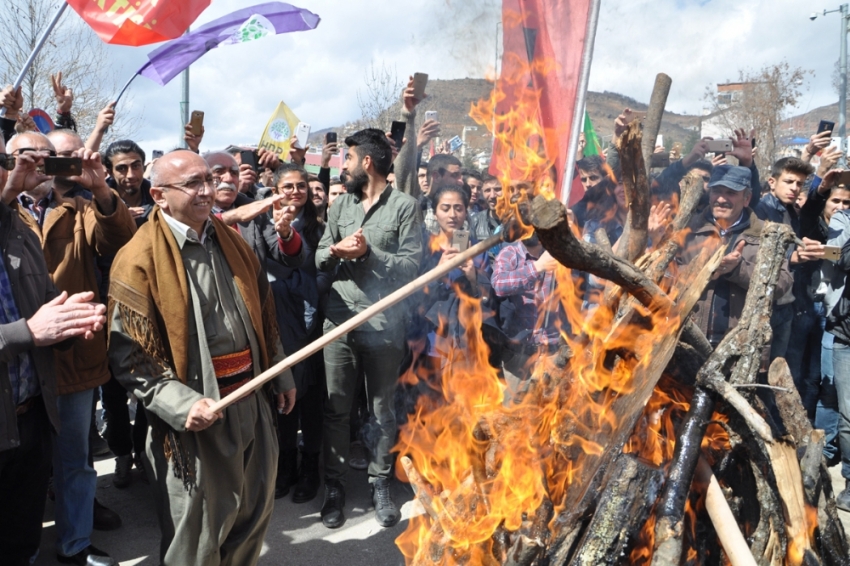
[16, 192, 136, 394]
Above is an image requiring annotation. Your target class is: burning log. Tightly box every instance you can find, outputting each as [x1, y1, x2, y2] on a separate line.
[615, 119, 651, 263]
[570, 454, 665, 566]
[398, 197, 850, 566]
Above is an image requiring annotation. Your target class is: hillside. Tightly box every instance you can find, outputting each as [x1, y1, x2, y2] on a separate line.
[309, 77, 831, 159]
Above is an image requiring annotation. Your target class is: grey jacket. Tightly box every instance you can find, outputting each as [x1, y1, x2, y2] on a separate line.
[0, 201, 61, 452]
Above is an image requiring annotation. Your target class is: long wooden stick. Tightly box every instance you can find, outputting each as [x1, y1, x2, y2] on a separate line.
[696, 457, 759, 566]
[209, 233, 504, 413]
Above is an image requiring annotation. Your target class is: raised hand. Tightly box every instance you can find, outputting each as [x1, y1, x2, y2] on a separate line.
[183, 122, 204, 153]
[729, 128, 755, 167]
[0, 85, 23, 120]
[50, 72, 73, 114]
[713, 240, 745, 279]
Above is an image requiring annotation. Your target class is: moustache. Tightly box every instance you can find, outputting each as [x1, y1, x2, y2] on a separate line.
[216, 182, 237, 192]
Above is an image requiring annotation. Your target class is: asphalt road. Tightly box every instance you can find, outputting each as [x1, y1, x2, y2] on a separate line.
[33, 450, 850, 565]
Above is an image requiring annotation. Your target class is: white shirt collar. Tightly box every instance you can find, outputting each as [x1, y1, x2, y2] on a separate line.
[162, 213, 210, 245]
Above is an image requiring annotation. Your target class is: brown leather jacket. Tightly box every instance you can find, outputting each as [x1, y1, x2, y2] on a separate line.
[16, 191, 136, 394]
[679, 207, 793, 344]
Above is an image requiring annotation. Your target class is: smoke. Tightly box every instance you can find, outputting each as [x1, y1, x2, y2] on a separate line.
[418, 0, 502, 78]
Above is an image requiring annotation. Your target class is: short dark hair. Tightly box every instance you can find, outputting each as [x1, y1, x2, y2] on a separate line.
[344, 128, 393, 177]
[431, 184, 470, 209]
[770, 157, 814, 179]
[462, 168, 482, 183]
[273, 162, 309, 186]
[576, 155, 604, 173]
[689, 159, 713, 174]
[481, 173, 499, 185]
[103, 140, 145, 171]
[427, 154, 462, 183]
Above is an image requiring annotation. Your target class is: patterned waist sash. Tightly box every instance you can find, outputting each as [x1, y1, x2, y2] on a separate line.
[212, 348, 254, 398]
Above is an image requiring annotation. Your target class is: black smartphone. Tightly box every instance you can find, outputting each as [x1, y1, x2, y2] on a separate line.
[390, 120, 406, 151]
[325, 132, 337, 144]
[649, 153, 670, 168]
[751, 137, 756, 149]
[43, 157, 82, 177]
[818, 120, 836, 135]
[240, 150, 259, 172]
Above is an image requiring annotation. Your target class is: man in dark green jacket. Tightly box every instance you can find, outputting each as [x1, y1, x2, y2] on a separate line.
[316, 129, 422, 530]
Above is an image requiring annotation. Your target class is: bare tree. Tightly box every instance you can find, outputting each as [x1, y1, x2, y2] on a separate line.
[702, 61, 810, 172]
[0, 0, 139, 143]
[356, 61, 403, 132]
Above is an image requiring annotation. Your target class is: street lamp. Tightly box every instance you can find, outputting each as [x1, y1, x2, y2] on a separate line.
[812, 5, 850, 157]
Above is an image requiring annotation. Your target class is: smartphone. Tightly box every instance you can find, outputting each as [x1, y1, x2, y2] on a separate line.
[240, 150, 259, 172]
[705, 139, 733, 153]
[152, 150, 164, 159]
[424, 110, 438, 122]
[656, 135, 664, 148]
[824, 245, 842, 262]
[43, 157, 82, 176]
[838, 171, 850, 186]
[751, 137, 756, 149]
[390, 120, 406, 151]
[412, 72, 429, 100]
[448, 135, 463, 153]
[818, 120, 836, 135]
[451, 229, 470, 251]
[190, 110, 204, 136]
[650, 153, 670, 168]
[293, 122, 311, 149]
[325, 131, 337, 144]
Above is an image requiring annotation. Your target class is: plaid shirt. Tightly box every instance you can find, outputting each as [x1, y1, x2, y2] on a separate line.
[492, 241, 559, 347]
[0, 247, 37, 405]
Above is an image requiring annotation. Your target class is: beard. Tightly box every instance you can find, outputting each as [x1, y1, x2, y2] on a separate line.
[344, 168, 368, 195]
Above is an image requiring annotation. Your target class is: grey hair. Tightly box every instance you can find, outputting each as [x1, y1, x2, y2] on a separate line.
[7, 131, 52, 152]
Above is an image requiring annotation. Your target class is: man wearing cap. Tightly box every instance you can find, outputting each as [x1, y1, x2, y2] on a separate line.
[679, 164, 793, 349]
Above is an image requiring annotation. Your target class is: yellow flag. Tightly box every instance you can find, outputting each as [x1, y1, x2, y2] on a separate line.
[258, 101, 301, 158]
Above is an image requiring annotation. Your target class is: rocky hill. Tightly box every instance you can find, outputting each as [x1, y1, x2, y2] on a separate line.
[310, 77, 832, 158]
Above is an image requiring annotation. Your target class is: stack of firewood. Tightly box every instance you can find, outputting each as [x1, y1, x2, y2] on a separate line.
[396, 121, 850, 566]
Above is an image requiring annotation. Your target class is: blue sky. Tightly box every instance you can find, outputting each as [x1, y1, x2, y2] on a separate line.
[62, 0, 837, 157]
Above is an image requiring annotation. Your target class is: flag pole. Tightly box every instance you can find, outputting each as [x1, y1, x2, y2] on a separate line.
[0, 2, 69, 117]
[559, 0, 602, 206]
[179, 28, 190, 149]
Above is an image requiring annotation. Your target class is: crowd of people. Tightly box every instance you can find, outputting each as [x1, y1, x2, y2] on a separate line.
[0, 70, 848, 566]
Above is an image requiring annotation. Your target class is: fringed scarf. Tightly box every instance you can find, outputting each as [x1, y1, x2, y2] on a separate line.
[108, 207, 280, 490]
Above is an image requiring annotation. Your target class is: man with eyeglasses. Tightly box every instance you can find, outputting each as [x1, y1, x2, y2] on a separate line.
[2, 131, 136, 566]
[107, 150, 296, 566]
[204, 151, 303, 267]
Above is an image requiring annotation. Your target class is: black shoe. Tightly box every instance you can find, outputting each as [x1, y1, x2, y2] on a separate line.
[837, 481, 850, 512]
[371, 477, 400, 527]
[275, 449, 299, 499]
[93, 499, 122, 531]
[321, 480, 346, 529]
[113, 454, 132, 489]
[57, 544, 117, 565]
[292, 451, 321, 503]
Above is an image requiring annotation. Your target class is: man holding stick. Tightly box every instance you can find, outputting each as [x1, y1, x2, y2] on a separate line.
[107, 150, 296, 566]
[316, 128, 423, 529]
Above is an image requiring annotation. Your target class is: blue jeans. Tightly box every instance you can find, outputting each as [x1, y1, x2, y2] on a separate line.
[53, 389, 97, 557]
[831, 339, 850, 479]
[816, 331, 840, 462]
[785, 304, 824, 419]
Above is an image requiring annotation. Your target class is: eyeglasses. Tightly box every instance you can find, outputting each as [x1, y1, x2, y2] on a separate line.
[0, 153, 15, 171]
[160, 175, 214, 194]
[13, 148, 56, 157]
[276, 182, 308, 193]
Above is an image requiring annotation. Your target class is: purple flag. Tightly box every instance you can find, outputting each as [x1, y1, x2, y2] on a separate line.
[137, 2, 320, 86]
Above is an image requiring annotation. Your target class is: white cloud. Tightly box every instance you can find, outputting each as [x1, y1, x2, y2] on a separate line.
[53, 0, 835, 157]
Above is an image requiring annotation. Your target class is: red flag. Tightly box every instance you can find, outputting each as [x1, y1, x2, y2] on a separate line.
[66, 0, 211, 46]
[485, 0, 592, 201]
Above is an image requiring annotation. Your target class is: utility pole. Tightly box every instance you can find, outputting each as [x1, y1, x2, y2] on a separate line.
[179, 28, 190, 149]
[812, 5, 850, 159]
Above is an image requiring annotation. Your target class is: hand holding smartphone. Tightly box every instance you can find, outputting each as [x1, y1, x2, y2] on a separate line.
[412, 73, 428, 100]
[189, 110, 204, 136]
[293, 122, 311, 149]
[451, 229, 470, 251]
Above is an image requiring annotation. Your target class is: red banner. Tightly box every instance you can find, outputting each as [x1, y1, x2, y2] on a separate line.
[488, 0, 591, 203]
[66, 0, 211, 46]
